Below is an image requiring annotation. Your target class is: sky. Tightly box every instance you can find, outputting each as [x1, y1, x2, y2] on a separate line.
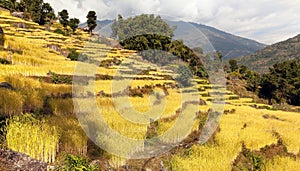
[45, 0, 300, 45]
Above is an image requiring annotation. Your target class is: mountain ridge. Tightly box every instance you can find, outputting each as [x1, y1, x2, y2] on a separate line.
[236, 34, 300, 73]
[80, 20, 266, 59]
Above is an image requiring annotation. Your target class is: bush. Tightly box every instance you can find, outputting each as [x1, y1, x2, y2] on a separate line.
[232, 143, 265, 171]
[48, 71, 72, 84]
[64, 154, 98, 171]
[53, 28, 71, 36]
[176, 65, 193, 87]
[54, 28, 65, 35]
[67, 49, 88, 61]
[259, 60, 300, 105]
[0, 58, 11, 64]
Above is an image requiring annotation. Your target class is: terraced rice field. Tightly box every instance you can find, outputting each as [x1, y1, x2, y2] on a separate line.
[0, 9, 299, 170]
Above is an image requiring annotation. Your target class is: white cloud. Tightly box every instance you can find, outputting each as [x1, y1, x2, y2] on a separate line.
[45, 0, 300, 44]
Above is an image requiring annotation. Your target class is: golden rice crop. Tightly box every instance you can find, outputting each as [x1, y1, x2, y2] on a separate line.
[265, 157, 300, 171]
[48, 98, 74, 116]
[0, 89, 23, 116]
[97, 97, 148, 140]
[4, 76, 45, 113]
[47, 116, 88, 156]
[41, 83, 72, 96]
[170, 104, 300, 170]
[6, 114, 59, 163]
[108, 155, 127, 169]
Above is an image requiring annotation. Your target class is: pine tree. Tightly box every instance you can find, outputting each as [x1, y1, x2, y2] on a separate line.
[58, 9, 69, 29]
[69, 18, 80, 32]
[86, 11, 97, 34]
[39, 3, 55, 25]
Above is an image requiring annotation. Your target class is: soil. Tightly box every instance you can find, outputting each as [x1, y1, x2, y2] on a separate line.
[0, 148, 48, 171]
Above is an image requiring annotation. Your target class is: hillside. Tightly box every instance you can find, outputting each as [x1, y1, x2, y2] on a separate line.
[237, 34, 300, 73]
[172, 21, 266, 59]
[0, 10, 300, 171]
[80, 20, 266, 59]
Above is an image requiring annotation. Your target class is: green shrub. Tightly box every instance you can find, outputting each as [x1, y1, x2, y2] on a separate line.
[64, 154, 98, 171]
[0, 58, 11, 64]
[54, 28, 65, 35]
[176, 65, 193, 87]
[48, 71, 72, 84]
[233, 143, 265, 171]
[67, 49, 88, 61]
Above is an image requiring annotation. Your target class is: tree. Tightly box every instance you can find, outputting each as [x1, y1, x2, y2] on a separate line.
[259, 60, 300, 105]
[10, 0, 16, 10]
[22, 0, 32, 10]
[25, 0, 43, 23]
[58, 9, 69, 28]
[111, 14, 207, 78]
[229, 59, 238, 72]
[15, 0, 25, 12]
[244, 70, 260, 92]
[111, 14, 123, 39]
[113, 14, 174, 52]
[112, 14, 174, 41]
[193, 47, 204, 54]
[39, 3, 55, 25]
[214, 51, 223, 61]
[176, 65, 193, 87]
[0, 0, 14, 11]
[69, 18, 80, 32]
[86, 11, 97, 34]
[239, 65, 248, 74]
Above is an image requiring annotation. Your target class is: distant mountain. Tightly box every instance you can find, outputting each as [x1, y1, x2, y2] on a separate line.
[80, 20, 266, 59]
[79, 20, 113, 33]
[236, 34, 300, 73]
[168, 21, 266, 59]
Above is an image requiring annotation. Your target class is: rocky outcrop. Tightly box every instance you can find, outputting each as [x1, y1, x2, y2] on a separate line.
[46, 44, 62, 53]
[17, 22, 26, 28]
[0, 149, 48, 171]
[12, 12, 24, 19]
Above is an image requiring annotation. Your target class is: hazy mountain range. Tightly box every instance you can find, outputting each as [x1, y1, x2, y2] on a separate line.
[80, 20, 266, 59]
[236, 34, 300, 73]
